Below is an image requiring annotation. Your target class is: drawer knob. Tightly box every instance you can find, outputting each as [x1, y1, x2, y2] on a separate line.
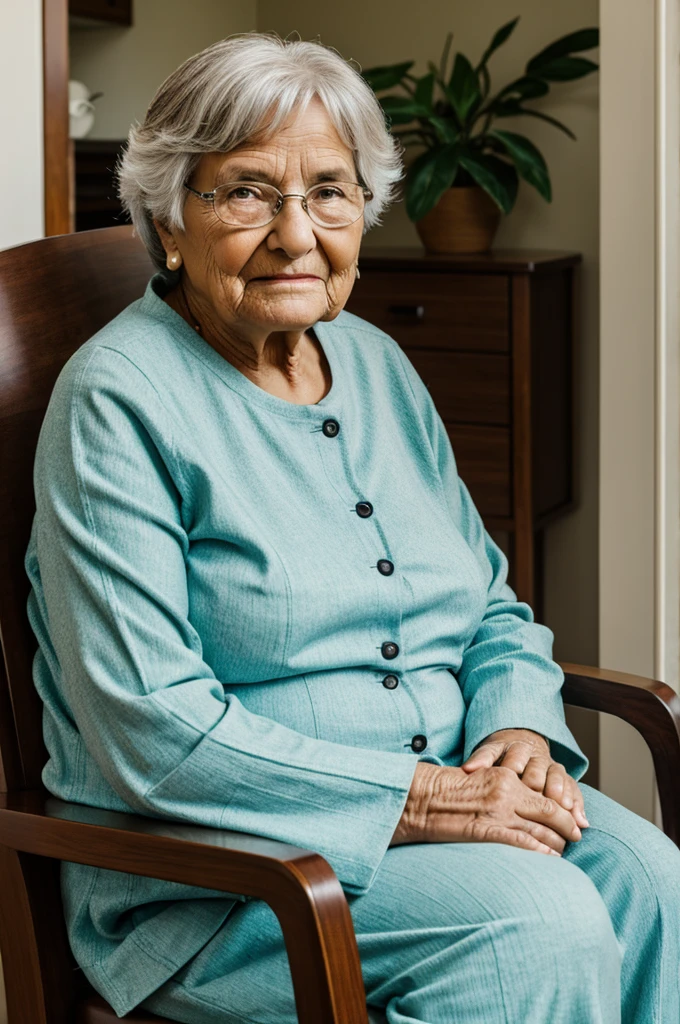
[388, 304, 425, 319]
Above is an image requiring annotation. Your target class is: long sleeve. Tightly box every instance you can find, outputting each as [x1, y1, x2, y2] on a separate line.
[394, 345, 588, 780]
[29, 345, 417, 896]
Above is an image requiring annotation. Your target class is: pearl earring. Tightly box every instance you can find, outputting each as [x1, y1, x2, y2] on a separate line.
[168, 254, 181, 269]
[355, 263, 361, 280]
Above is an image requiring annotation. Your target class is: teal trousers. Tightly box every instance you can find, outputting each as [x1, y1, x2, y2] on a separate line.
[140, 784, 680, 1023]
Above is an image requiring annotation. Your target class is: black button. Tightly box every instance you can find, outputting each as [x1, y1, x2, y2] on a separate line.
[322, 418, 340, 437]
[411, 734, 427, 753]
[377, 559, 394, 576]
[382, 674, 399, 690]
[356, 501, 373, 518]
[381, 641, 399, 660]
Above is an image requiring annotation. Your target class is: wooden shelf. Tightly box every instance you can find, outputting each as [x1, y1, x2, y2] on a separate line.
[68, 0, 132, 26]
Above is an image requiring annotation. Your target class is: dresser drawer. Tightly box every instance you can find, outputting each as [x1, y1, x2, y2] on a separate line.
[69, 0, 132, 23]
[447, 425, 512, 519]
[403, 348, 510, 426]
[347, 272, 509, 352]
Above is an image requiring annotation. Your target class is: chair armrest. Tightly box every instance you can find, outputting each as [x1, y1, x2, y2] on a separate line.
[0, 790, 368, 1024]
[560, 662, 680, 845]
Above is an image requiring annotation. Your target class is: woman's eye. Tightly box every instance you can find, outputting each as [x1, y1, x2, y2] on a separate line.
[313, 186, 344, 201]
[228, 186, 261, 200]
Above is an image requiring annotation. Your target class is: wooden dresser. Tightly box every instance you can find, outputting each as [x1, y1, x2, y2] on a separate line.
[346, 248, 581, 612]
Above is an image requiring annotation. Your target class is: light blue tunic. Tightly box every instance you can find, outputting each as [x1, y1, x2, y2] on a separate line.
[24, 272, 593, 1016]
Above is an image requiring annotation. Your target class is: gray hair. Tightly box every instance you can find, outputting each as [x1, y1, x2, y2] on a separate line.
[117, 32, 405, 271]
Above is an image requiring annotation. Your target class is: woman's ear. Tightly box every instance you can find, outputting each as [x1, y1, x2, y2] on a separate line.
[154, 218, 183, 271]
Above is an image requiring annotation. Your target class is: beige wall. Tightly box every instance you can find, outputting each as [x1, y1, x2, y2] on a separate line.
[0, 0, 43, 248]
[258, 0, 600, 765]
[598, 0, 680, 823]
[69, 0, 257, 140]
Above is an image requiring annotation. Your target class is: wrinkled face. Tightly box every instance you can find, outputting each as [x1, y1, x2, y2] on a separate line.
[159, 96, 365, 340]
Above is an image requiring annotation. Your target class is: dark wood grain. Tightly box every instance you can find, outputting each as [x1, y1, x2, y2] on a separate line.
[0, 228, 153, 793]
[43, 0, 70, 236]
[560, 664, 680, 846]
[0, 845, 74, 1024]
[510, 275, 534, 606]
[69, 0, 132, 25]
[0, 792, 369, 1024]
[359, 247, 583, 274]
[402, 348, 510, 425]
[347, 272, 509, 351]
[446, 425, 511, 518]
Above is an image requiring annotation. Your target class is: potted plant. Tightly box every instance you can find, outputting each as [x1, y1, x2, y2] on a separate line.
[362, 19, 599, 253]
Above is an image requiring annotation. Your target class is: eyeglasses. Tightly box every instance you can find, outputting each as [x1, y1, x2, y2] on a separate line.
[183, 179, 373, 229]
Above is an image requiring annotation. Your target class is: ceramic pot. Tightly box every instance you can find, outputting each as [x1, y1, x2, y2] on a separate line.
[415, 185, 502, 254]
[69, 80, 96, 140]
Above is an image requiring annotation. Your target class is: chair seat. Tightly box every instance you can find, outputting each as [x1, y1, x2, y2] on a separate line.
[78, 993, 388, 1022]
[78, 994, 166, 1022]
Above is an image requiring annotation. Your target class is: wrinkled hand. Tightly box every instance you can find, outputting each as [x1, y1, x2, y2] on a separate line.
[461, 728, 589, 830]
[391, 761, 582, 856]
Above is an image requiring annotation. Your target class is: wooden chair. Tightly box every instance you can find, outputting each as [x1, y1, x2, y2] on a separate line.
[1, 227, 679, 1024]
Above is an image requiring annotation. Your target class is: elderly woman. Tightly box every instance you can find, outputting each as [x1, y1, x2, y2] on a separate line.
[25, 31, 680, 1024]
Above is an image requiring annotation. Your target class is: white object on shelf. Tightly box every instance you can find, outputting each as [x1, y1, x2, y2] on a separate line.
[68, 80, 96, 139]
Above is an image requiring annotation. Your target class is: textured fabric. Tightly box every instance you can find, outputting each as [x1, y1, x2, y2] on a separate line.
[26, 271, 587, 1017]
[140, 784, 680, 1024]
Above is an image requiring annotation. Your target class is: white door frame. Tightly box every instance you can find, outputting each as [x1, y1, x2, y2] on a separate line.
[599, 0, 679, 822]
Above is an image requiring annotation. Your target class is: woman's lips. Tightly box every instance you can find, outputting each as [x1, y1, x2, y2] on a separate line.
[254, 274, 321, 281]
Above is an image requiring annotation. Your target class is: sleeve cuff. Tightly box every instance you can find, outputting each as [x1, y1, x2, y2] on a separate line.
[464, 703, 589, 781]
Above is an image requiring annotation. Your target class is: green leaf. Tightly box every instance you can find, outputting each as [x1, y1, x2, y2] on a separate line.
[361, 61, 415, 92]
[499, 105, 577, 140]
[490, 129, 552, 201]
[391, 129, 432, 148]
[414, 72, 436, 112]
[497, 76, 550, 102]
[531, 56, 598, 82]
[458, 152, 519, 213]
[428, 116, 460, 144]
[406, 144, 460, 221]
[478, 63, 491, 101]
[379, 95, 429, 126]
[439, 31, 454, 83]
[526, 28, 599, 73]
[449, 53, 482, 123]
[477, 17, 521, 70]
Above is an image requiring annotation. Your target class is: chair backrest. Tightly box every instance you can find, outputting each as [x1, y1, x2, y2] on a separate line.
[0, 226, 154, 793]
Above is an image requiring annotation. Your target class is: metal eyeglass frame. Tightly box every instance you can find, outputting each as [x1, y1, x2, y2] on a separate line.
[183, 180, 374, 228]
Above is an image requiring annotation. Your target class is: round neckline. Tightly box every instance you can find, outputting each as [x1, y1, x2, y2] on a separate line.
[140, 272, 343, 421]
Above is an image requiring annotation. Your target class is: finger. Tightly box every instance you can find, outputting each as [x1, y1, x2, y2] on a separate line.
[517, 817, 567, 855]
[476, 824, 561, 857]
[461, 743, 503, 772]
[520, 756, 550, 793]
[519, 792, 582, 843]
[570, 782, 590, 828]
[544, 764, 569, 807]
[497, 742, 533, 776]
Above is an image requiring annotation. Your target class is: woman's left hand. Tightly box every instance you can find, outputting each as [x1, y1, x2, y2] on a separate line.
[461, 728, 589, 831]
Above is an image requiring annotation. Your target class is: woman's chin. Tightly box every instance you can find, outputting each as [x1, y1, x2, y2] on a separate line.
[244, 296, 330, 329]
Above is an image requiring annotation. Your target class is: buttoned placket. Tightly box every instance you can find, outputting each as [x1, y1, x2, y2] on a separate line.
[311, 398, 429, 759]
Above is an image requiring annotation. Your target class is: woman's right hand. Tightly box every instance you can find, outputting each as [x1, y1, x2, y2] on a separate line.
[391, 762, 582, 856]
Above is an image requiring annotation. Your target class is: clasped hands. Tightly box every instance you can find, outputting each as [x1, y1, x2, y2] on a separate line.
[392, 728, 589, 857]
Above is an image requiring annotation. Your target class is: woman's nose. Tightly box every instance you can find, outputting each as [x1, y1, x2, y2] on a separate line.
[266, 196, 317, 256]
